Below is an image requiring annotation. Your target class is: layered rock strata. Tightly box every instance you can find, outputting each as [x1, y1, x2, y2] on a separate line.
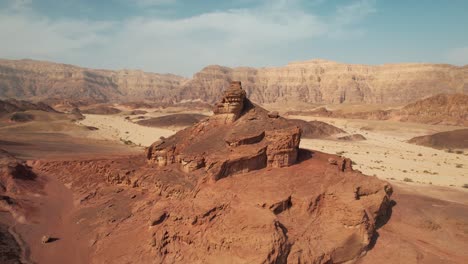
[147, 81, 302, 181]
[1, 58, 466, 105]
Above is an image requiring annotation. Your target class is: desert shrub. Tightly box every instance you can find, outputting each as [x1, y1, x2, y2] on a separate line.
[455, 150, 464, 154]
[456, 164, 463, 168]
[462, 184, 468, 188]
[120, 138, 134, 145]
[403, 177, 413, 182]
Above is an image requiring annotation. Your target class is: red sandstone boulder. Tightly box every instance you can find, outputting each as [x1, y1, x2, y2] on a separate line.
[146, 81, 303, 181]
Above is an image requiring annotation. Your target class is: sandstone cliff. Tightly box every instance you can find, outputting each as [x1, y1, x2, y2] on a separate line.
[0, 59, 187, 103]
[180, 60, 468, 104]
[1, 58, 467, 105]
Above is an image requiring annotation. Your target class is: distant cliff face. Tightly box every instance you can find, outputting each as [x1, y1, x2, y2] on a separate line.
[180, 60, 468, 104]
[0, 59, 187, 103]
[1, 59, 467, 105]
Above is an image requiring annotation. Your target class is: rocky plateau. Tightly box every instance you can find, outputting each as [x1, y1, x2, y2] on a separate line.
[1, 58, 467, 105]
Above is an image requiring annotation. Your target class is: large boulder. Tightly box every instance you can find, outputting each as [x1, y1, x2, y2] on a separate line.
[146, 81, 302, 181]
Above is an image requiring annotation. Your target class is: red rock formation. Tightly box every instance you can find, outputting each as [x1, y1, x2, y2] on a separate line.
[32, 150, 393, 263]
[147, 81, 302, 181]
[2, 81, 393, 263]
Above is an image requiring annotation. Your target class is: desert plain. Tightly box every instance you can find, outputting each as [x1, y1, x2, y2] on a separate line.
[0, 59, 467, 264]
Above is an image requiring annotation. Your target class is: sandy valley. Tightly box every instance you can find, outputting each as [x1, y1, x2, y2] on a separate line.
[72, 109, 468, 189]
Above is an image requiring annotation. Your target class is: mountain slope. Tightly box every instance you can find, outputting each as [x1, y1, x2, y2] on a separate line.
[1, 58, 467, 105]
[180, 60, 468, 104]
[0, 59, 187, 103]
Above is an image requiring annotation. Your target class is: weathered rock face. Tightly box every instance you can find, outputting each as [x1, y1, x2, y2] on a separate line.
[0, 59, 187, 103]
[212, 81, 247, 122]
[32, 151, 393, 264]
[0, 149, 40, 225]
[180, 60, 468, 105]
[0, 98, 57, 116]
[1, 58, 466, 105]
[290, 93, 468, 126]
[147, 82, 302, 181]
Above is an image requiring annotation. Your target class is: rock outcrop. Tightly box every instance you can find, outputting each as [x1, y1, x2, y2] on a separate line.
[0, 98, 57, 116]
[146, 82, 302, 181]
[136, 114, 208, 128]
[0, 59, 187, 103]
[408, 129, 468, 150]
[179, 60, 468, 105]
[5, 81, 394, 263]
[289, 94, 468, 126]
[286, 119, 346, 139]
[1, 58, 466, 105]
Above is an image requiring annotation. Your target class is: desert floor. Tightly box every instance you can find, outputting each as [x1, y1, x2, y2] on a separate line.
[78, 111, 468, 189]
[1, 109, 467, 264]
[293, 116, 468, 189]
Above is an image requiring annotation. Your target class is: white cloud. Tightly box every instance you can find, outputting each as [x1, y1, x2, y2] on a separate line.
[0, 0, 376, 76]
[447, 47, 468, 66]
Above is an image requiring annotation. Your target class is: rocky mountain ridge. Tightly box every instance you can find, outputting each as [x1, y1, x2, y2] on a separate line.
[0, 59, 187, 103]
[288, 94, 468, 126]
[1, 58, 467, 105]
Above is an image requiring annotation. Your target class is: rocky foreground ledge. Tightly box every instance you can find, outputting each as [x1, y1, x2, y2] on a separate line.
[1, 82, 393, 263]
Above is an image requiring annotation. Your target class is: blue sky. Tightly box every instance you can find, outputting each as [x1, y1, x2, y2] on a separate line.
[1, 0, 467, 76]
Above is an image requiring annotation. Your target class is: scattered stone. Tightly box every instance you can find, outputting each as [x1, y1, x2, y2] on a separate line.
[267, 111, 279, 118]
[150, 212, 168, 226]
[41, 235, 51, 244]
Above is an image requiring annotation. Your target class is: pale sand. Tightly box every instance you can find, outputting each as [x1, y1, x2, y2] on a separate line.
[78, 112, 467, 189]
[77, 114, 177, 147]
[291, 116, 468, 189]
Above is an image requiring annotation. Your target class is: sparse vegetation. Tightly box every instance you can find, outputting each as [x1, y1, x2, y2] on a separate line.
[120, 138, 135, 145]
[403, 177, 413, 182]
[417, 153, 422, 157]
[462, 184, 468, 189]
[456, 164, 463, 168]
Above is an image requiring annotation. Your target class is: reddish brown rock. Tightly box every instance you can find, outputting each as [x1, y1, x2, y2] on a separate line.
[13, 82, 394, 263]
[337, 134, 367, 141]
[147, 82, 302, 181]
